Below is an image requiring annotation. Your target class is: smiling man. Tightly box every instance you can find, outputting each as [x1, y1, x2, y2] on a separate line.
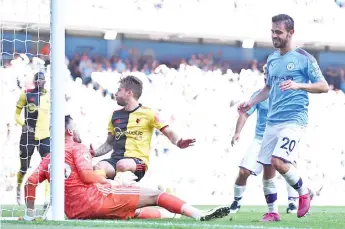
[238, 14, 329, 222]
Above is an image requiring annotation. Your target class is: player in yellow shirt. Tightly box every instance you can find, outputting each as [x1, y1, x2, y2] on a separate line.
[91, 75, 195, 181]
[15, 72, 50, 206]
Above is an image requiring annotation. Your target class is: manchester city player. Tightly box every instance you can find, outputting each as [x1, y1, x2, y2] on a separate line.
[229, 64, 298, 215]
[238, 14, 329, 222]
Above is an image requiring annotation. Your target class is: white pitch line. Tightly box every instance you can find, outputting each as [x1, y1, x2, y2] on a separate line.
[1, 217, 318, 229]
[68, 219, 318, 229]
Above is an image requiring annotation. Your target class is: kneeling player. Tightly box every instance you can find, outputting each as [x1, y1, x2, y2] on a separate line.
[91, 75, 195, 181]
[22, 115, 227, 221]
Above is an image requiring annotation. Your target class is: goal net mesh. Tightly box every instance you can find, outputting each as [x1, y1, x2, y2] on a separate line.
[0, 0, 51, 219]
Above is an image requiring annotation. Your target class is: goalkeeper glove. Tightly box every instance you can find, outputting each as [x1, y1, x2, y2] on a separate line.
[112, 171, 138, 186]
[22, 208, 36, 221]
[176, 138, 196, 149]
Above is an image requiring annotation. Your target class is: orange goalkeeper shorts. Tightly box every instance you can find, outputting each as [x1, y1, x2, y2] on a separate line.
[91, 185, 140, 220]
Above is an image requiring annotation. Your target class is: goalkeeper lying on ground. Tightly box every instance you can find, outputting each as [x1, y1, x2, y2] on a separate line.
[22, 115, 229, 221]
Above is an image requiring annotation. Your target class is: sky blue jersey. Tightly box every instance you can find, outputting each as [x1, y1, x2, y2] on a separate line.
[265, 48, 325, 127]
[247, 90, 268, 139]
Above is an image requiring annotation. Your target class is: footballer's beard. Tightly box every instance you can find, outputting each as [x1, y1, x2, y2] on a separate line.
[272, 38, 288, 49]
[73, 134, 82, 143]
[116, 98, 127, 107]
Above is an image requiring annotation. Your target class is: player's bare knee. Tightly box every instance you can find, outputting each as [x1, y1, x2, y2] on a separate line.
[271, 157, 281, 168]
[239, 168, 251, 178]
[138, 188, 163, 207]
[149, 190, 163, 205]
[116, 160, 136, 173]
[263, 165, 276, 180]
[271, 157, 289, 173]
[141, 188, 162, 199]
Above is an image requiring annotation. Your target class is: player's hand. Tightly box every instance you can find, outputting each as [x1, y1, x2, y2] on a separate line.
[231, 134, 240, 146]
[237, 101, 252, 115]
[176, 138, 196, 149]
[280, 80, 300, 91]
[89, 144, 96, 157]
[112, 171, 138, 186]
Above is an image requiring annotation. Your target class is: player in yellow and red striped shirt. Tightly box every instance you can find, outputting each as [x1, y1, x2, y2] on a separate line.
[91, 75, 195, 181]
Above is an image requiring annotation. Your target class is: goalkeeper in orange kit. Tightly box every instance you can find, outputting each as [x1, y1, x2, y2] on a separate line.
[22, 115, 229, 221]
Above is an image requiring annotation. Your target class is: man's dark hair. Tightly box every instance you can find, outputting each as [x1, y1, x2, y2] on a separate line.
[34, 72, 45, 81]
[65, 115, 73, 130]
[272, 14, 294, 31]
[119, 75, 143, 99]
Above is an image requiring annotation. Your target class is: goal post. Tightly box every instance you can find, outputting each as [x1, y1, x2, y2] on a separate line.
[50, 0, 66, 221]
[0, 0, 66, 221]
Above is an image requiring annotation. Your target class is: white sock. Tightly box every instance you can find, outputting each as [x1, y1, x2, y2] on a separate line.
[263, 177, 278, 213]
[281, 165, 308, 196]
[181, 204, 201, 220]
[286, 182, 298, 204]
[234, 184, 246, 205]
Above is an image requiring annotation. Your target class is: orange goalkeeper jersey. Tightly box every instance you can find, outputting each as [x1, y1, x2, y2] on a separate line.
[25, 140, 115, 219]
[107, 104, 168, 166]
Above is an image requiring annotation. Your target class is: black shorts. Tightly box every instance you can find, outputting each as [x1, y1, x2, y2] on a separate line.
[102, 157, 147, 181]
[19, 132, 50, 172]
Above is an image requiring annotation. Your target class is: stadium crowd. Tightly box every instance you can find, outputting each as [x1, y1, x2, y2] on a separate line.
[1, 47, 345, 207]
[70, 47, 345, 94]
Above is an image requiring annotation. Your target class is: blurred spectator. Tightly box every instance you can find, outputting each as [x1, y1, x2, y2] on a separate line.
[325, 67, 341, 91]
[115, 59, 126, 73]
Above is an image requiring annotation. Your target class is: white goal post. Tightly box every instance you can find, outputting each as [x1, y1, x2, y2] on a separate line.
[50, 0, 66, 221]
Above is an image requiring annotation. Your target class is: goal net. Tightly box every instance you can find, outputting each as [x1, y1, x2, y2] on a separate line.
[0, 0, 51, 220]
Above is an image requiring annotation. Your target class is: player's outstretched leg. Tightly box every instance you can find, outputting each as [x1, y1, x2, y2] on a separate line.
[260, 165, 280, 222]
[271, 158, 311, 218]
[138, 188, 203, 220]
[138, 187, 229, 221]
[286, 182, 298, 214]
[230, 168, 251, 214]
[135, 207, 180, 219]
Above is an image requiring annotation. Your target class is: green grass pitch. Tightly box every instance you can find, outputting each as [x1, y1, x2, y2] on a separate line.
[1, 206, 345, 229]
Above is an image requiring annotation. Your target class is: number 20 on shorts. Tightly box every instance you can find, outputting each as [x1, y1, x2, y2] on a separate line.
[280, 137, 296, 155]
